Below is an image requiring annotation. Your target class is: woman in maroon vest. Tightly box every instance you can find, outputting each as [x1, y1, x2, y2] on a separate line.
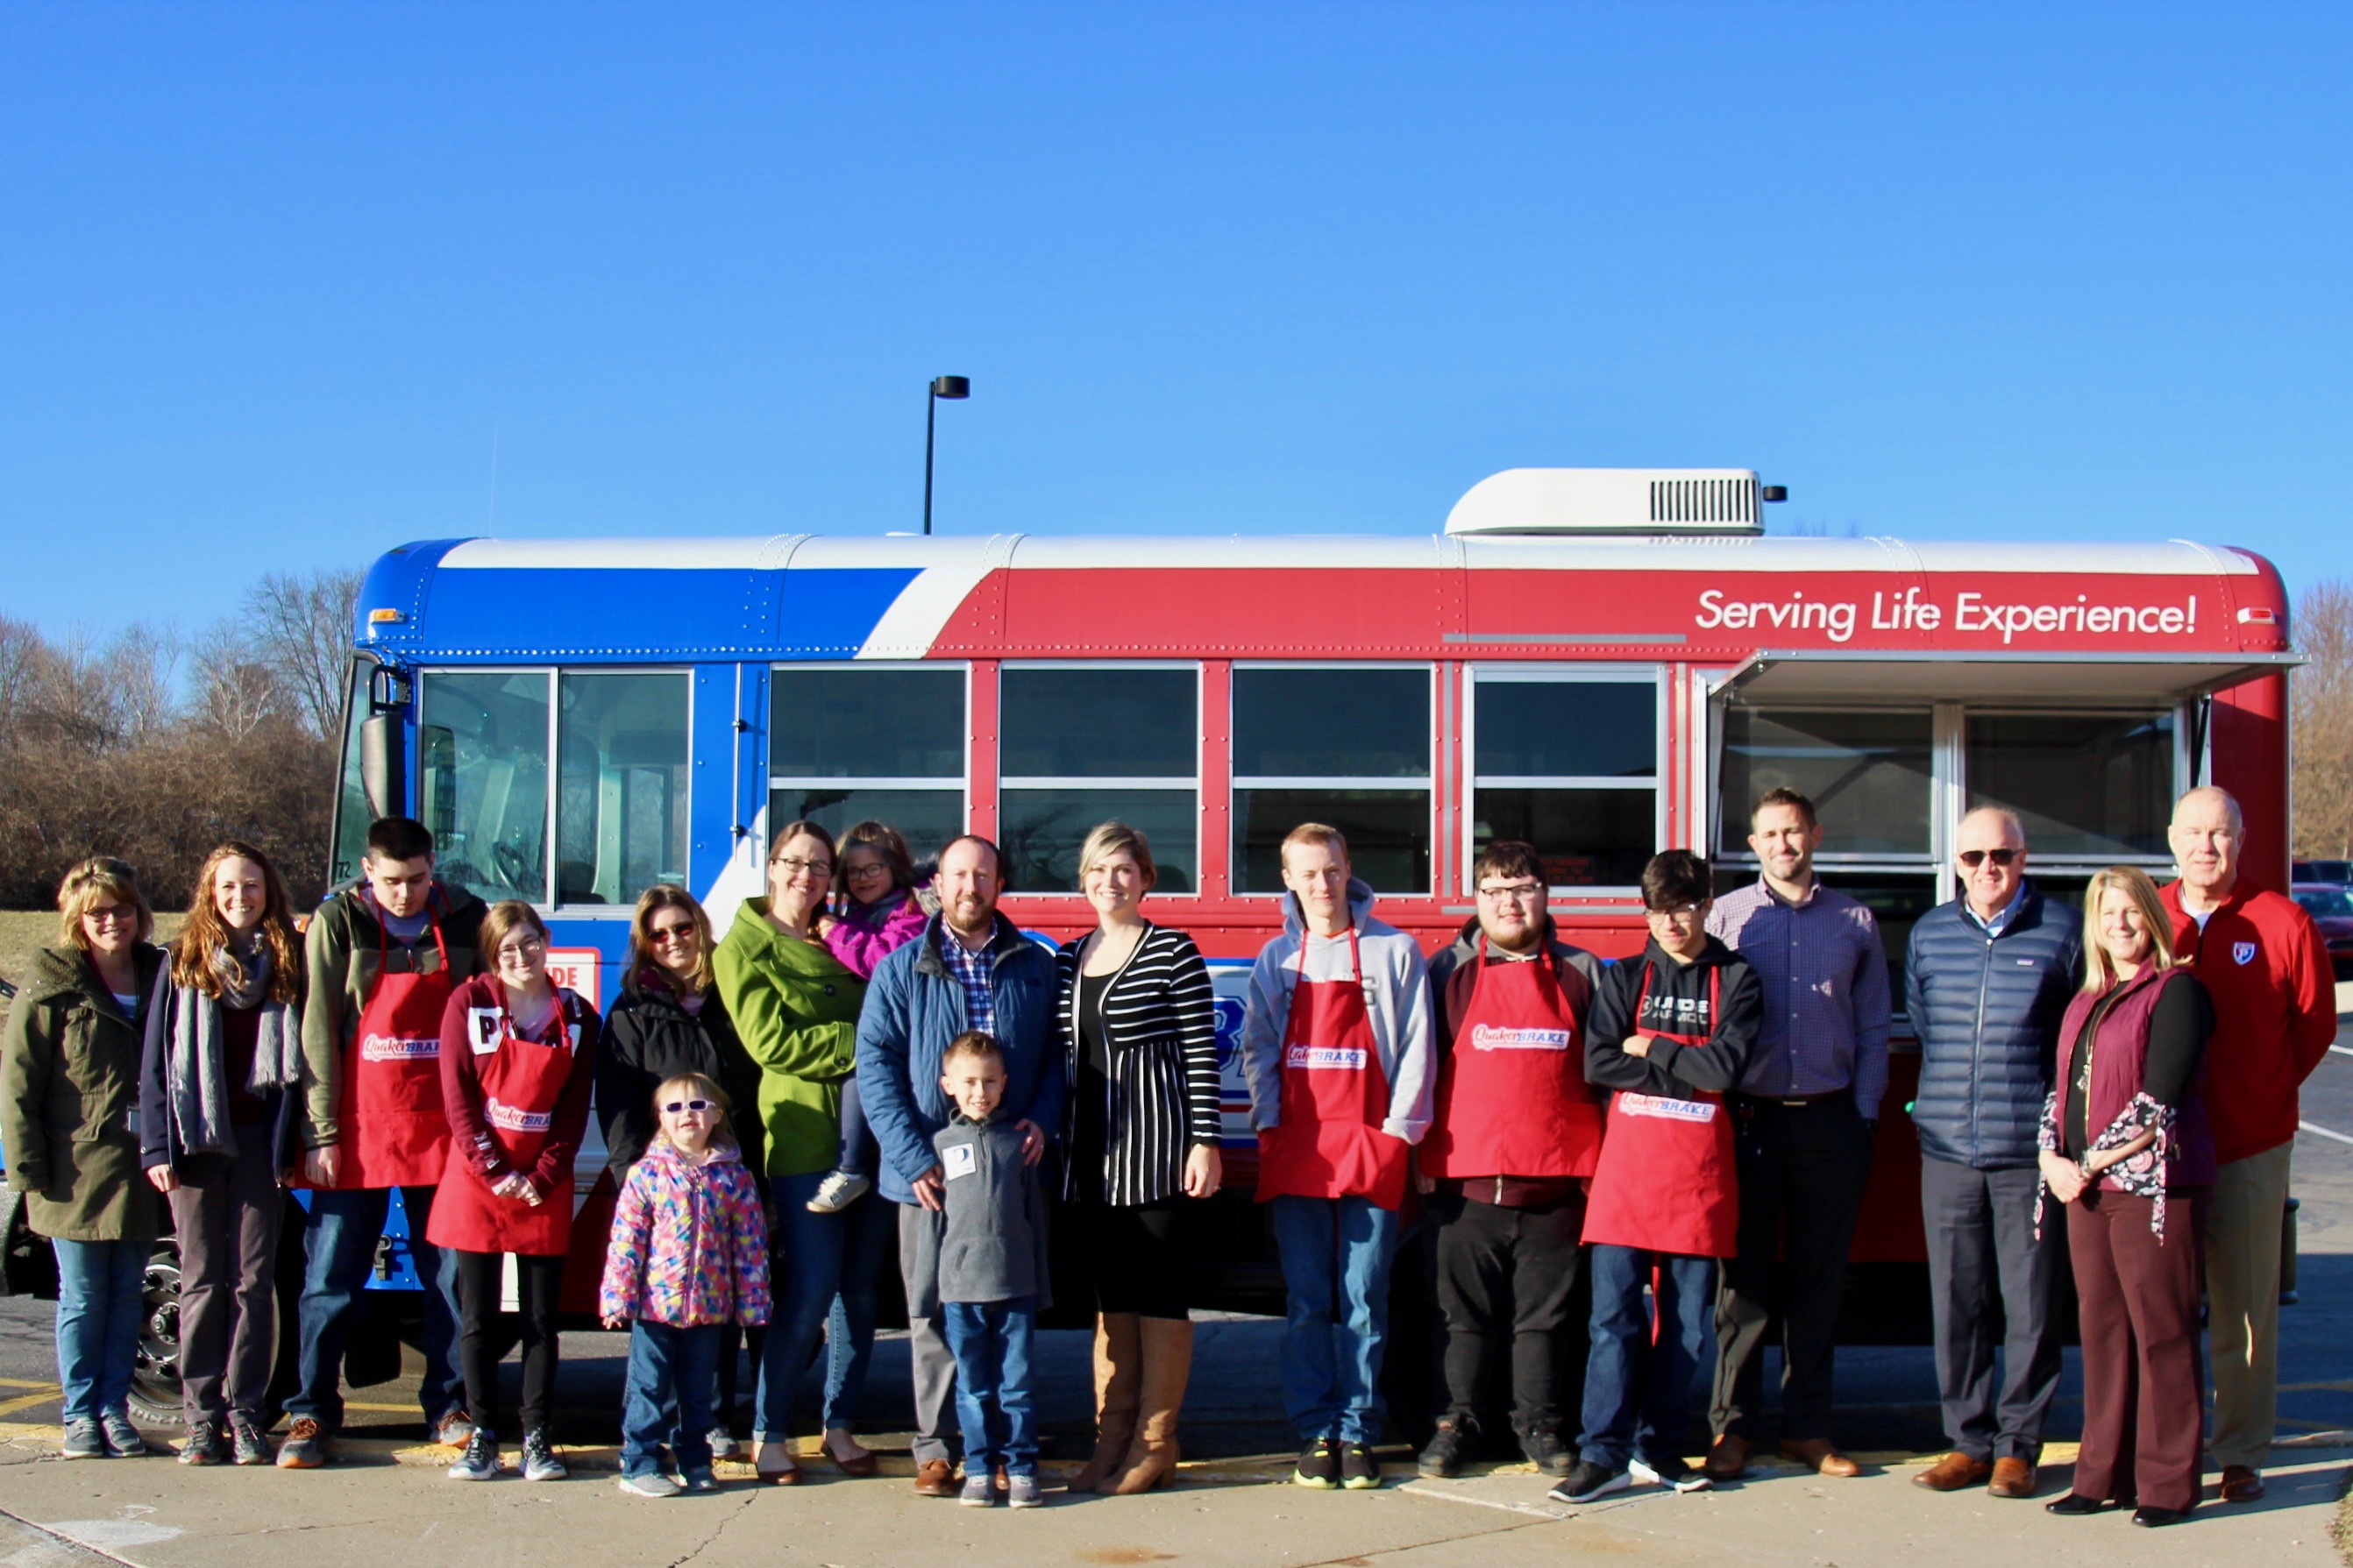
[2037, 866, 2214, 1528]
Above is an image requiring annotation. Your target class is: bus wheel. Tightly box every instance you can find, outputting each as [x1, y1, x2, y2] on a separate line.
[128, 1240, 184, 1427]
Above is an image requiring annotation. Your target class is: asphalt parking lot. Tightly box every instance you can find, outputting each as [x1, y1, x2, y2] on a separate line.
[2, 1029, 2349, 1567]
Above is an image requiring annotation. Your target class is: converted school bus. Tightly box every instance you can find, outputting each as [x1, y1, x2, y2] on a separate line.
[313, 465, 2295, 1354]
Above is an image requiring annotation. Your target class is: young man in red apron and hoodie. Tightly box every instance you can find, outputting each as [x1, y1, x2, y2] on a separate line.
[1554, 850, 1759, 1505]
[432, 901, 600, 1484]
[1414, 841, 1605, 1480]
[281, 817, 486, 1468]
[1239, 824, 1435, 1493]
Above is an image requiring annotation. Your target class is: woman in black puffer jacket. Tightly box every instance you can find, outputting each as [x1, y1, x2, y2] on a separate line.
[595, 885, 767, 1451]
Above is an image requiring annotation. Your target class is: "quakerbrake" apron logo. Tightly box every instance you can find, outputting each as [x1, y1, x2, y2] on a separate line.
[1617, 1092, 1717, 1124]
[359, 1033, 439, 1062]
[1285, 1045, 1368, 1070]
[486, 1097, 553, 1133]
[1469, 1024, 1572, 1052]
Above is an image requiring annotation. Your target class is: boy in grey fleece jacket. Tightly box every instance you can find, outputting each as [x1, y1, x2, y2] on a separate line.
[932, 1032, 1049, 1507]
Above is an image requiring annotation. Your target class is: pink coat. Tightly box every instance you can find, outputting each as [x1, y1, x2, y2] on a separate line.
[821, 891, 928, 980]
[598, 1139, 771, 1328]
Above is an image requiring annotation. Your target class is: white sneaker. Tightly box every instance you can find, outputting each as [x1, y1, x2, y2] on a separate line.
[806, 1171, 871, 1213]
[705, 1426, 738, 1459]
[520, 1429, 566, 1481]
[1006, 1472, 1043, 1508]
[619, 1471, 681, 1498]
[1630, 1455, 1711, 1493]
[447, 1430, 499, 1480]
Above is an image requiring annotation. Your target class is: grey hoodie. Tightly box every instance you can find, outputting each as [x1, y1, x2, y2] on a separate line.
[931, 1111, 1050, 1306]
[1239, 877, 1436, 1145]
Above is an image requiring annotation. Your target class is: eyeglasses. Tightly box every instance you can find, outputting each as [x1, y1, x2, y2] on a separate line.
[649, 922, 698, 944]
[84, 905, 139, 925]
[843, 861, 892, 880]
[500, 936, 548, 956]
[1958, 848, 2020, 869]
[660, 1099, 714, 1114]
[1645, 904, 1705, 920]
[771, 856, 833, 878]
[1475, 883, 1544, 902]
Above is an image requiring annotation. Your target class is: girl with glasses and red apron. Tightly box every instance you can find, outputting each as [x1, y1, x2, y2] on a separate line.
[428, 952, 600, 1480]
[1575, 938, 1759, 1494]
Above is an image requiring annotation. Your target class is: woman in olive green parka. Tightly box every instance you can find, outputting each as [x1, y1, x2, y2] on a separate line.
[1, 858, 167, 1458]
[712, 820, 873, 1483]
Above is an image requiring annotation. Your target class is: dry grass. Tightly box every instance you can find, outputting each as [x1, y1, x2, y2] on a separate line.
[0, 909, 184, 994]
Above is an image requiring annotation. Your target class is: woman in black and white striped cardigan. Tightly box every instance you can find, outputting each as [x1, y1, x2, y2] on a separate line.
[1056, 821, 1222, 1496]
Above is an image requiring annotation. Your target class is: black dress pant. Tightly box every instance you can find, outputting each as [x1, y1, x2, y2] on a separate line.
[1710, 1097, 1873, 1443]
[1920, 1155, 2063, 1461]
[1430, 1186, 1586, 1435]
[455, 1250, 564, 1436]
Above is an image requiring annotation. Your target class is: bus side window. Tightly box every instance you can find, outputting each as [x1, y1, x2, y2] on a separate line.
[419, 670, 553, 905]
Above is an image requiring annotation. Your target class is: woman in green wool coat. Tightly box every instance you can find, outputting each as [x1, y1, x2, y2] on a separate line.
[712, 819, 880, 1486]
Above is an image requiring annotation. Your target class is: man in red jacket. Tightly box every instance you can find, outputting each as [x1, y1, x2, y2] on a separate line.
[2161, 786, 2335, 1505]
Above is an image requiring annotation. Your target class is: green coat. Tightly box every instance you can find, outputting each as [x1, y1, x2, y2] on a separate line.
[1, 945, 166, 1243]
[713, 900, 865, 1176]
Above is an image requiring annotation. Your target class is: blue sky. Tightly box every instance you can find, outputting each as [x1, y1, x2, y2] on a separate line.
[4, 2, 2349, 637]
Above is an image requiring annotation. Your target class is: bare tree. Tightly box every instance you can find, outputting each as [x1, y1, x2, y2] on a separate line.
[188, 622, 288, 741]
[2293, 579, 2353, 860]
[247, 568, 364, 741]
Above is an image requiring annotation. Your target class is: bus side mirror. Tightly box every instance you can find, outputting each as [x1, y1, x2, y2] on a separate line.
[360, 713, 406, 820]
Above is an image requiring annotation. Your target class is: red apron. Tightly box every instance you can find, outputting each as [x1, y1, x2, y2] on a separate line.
[1581, 964, 1738, 1258]
[334, 917, 455, 1190]
[425, 990, 581, 1257]
[1418, 938, 1604, 1180]
[1255, 926, 1410, 1210]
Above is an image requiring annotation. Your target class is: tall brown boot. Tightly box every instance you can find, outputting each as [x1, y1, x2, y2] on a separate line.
[1107, 1316, 1192, 1494]
[1068, 1312, 1141, 1492]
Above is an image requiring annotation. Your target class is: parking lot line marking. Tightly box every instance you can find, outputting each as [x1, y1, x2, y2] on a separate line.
[0, 1378, 53, 1389]
[2329, 1045, 2353, 1058]
[2300, 1120, 2353, 1146]
[0, 1388, 60, 1417]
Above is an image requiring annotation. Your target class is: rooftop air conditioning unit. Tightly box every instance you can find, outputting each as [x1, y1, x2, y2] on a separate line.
[1444, 467, 1782, 537]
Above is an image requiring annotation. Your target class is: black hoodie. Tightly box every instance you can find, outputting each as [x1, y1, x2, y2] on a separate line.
[1585, 937, 1760, 1097]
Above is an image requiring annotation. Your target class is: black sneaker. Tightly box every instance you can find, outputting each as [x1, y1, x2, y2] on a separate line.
[1631, 1452, 1710, 1493]
[177, 1421, 226, 1465]
[229, 1415, 273, 1466]
[1418, 1417, 1474, 1478]
[1548, 1458, 1631, 1505]
[1518, 1425, 1573, 1477]
[1340, 1441, 1381, 1490]
[1292, 1437, 1340, 1489]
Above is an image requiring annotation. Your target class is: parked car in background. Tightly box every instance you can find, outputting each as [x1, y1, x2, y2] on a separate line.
[2293, 859, 2353, 888]
[2292, 883, 2353, 982]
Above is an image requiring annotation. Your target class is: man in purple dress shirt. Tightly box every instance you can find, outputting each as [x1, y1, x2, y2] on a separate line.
[1701, 786, 1890, 1482]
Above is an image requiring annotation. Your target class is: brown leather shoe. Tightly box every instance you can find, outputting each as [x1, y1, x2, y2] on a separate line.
[1703, 1432, 1751, 1480]
[1987, 1457, 2037, 1498]
[913, 1458, 956, 1497]
[2219, 1465, 2266, 1503]
[1781, 1438, 1860, 1478]
[1912, 1451, 1992, 1491]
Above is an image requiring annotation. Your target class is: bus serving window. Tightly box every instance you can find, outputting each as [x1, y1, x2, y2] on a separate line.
[770, 666, 967, 864]
[1232, 666, 1431, 894]
[1718, 708, 1932, 858]
[1966, 712, 2174, 858]
[1471, 672, 1659, 888]
[420, 670, 552, 904]
[556, 673, 689, 906]
[999, 666, 1198, 892]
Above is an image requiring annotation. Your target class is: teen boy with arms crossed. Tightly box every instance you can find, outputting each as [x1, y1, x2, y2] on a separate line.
[1240, 825, 1435, 1492]
[1555, 851, 1759, 1503]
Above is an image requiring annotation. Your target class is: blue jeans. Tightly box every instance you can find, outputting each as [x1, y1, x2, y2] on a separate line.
[756, 1173, 895, 1437]
[52, 1239, 146, 1422]
[942, 1297, 1038, 1475]
[288, 1184, 464, 1430]
[1269, 1195, 1401, 1444]
[622, 1322, 724, 1477]
[1580, 1245, 1717, 1471]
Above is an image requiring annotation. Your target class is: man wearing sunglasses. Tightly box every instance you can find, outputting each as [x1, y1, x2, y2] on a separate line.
[1903, 807, 2081, 1501]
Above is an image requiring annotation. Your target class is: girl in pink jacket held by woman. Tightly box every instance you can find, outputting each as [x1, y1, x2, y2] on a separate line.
[601, 1072, 772, 1497]
[805, 821, 929, 1215]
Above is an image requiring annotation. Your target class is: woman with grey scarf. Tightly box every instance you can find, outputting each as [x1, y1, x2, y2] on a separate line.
[138, 841, 307, 1465]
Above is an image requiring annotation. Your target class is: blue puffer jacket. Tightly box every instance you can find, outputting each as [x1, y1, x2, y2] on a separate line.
[853, 913, 1064, 1205]
[1903, 883, 2083, 1169]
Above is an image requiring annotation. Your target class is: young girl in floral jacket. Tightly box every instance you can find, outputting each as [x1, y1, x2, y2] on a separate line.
[600, 1072, 771, 1496]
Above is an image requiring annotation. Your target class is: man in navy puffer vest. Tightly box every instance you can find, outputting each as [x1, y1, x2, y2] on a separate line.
[1903, 807, 2081, 1501]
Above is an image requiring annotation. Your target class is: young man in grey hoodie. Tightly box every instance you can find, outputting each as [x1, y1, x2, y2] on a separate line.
[1240, 824, 1435, 1492]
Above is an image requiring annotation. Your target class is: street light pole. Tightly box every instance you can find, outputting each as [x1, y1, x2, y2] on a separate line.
[923, 375, 970, 536]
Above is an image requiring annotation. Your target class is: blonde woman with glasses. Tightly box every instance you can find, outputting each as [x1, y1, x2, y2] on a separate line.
[2, 857, 167, 1460]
